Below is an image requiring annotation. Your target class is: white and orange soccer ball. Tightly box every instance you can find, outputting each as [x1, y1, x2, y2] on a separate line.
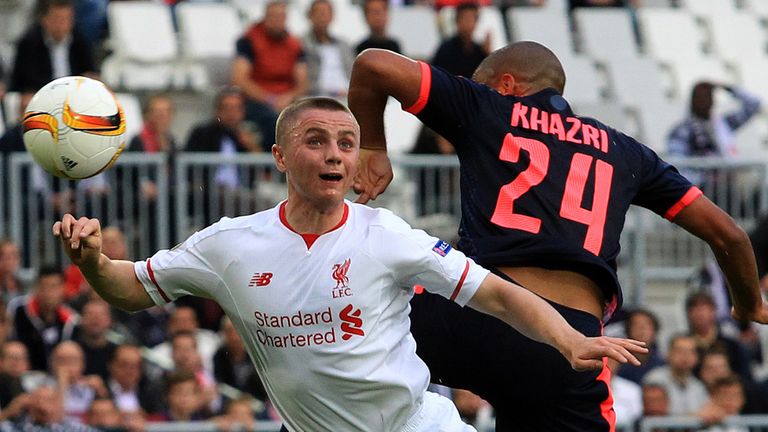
[22, 76, 126, 179]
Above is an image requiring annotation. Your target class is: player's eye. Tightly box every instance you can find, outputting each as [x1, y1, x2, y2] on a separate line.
[308, 137, 322, 146]
[339, 140, 355, 150]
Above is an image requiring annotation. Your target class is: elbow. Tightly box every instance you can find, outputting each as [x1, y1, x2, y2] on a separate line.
[353, 49, 392, 83]
[710, 221, 751, 255]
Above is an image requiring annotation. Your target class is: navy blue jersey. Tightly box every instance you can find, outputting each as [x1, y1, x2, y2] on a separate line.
[405, 62, 701, 311]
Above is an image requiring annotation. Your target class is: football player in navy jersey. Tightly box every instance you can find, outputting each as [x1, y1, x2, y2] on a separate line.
[348, 42, 768, 431]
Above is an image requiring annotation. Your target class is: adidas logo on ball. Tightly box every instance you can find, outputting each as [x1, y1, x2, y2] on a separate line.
[60, 156, 78, 170]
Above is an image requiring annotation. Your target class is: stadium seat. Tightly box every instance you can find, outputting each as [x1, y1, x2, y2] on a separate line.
[103, 2, 185, 90]
[114, 93, 144, 142]
[2, 91, 21, 126]
[735, 58, 768, 107]
[635, 98, 685, 154]
[437, 6, 508, 51]
[742, 0, 768, 18]
[384, 98, 422, 155]
[678, 0, 737, 16]
[637, 0, 672, 6]
[389, 6, 440, 60]
[0, 0, 34, 50]
[572, 101, 629, 135]
[573, 8, 640, 62]
[559, 56, 604, 106]
[284, 1, 368, 46]
[605, 57, 668, 107]
[709, 12, 767, 83]
[176, 3, 243, 87]
[637, 9, 705, 64]
[507, 8, 575, 59]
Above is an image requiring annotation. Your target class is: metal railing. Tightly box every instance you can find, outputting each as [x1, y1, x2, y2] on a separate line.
[6, 154, 768, 305]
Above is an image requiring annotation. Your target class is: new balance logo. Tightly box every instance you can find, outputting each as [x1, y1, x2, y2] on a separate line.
[248, 273, 273, 287]
[60, 156, 78, 171]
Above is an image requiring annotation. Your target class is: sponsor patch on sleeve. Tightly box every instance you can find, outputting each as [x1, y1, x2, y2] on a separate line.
[432, 240, 452, 257]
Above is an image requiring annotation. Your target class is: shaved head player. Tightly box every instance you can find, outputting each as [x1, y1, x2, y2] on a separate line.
[348, 42, 768, 431]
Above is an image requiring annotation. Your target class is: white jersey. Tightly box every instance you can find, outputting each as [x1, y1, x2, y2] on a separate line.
[134, 201, 489, 432]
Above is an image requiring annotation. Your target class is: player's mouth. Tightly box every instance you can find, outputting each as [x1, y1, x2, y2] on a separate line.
[319, 173, 343, 182]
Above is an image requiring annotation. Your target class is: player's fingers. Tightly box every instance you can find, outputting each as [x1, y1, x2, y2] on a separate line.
[607, 337, 648, 353]
[355, 192, 371, 204]
[69, 217, 90, 249]
[61, 213, 76, 239]
[52, 221, 62, 236]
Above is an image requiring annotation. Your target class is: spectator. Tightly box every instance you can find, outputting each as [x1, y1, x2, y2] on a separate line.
[0, 341, 29, 409]
[355, 0, 401, 55]
[0, 90, 34, 155]
[127, 93, 178, 202]
[169, 331, 219, 414]
[644, 334, 709, 415]
[107, 345, 163, 416]
[213, 317, 267, 402]
[699, 349, 768, 414]
[9, 0, 98, 92]
[686, 292, 752, 381]
[617, 308, 666, 385]
[156, 370, 206, 422]
[186, 88, 261, 188]
[150, 306, 219, 375]
[667, 82, 762, 197]
[85, 397, 122, 431]
[607, 357, 642, 427]
[7, 264, 78, 371]
[432, 2, 489, 79]
[303, 0, 354, 99]
[213, 397, 257, 432]
[641, 383, 669, 417]
[0, 383, 98, 431]
[50, 340, 109, 421]
[73, 0, 108, 49]
[72, 299, 118, 381]
[231, 0, 308, 150]
[0, 240, 27, 302]
[698, 374, 748, 431]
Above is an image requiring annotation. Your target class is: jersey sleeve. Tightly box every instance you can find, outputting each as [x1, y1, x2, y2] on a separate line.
[631, 138, 703, 221]
[402, 62, 486, 147]
[372, 210, 490, 306]
[134, 227, 224, 306]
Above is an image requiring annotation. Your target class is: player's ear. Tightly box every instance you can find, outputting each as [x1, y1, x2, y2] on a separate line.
[498, 73, 517, 96]
[272, 144, 288, 173]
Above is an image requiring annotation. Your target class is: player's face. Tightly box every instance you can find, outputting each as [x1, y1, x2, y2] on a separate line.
[42, 5, 74, 42]
[275, 108, 359, 209]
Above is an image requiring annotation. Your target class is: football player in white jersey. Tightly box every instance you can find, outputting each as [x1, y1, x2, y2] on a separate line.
[53, 97, 647, 432]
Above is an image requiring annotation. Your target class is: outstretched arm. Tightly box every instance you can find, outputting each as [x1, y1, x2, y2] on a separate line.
[348, 49, 423, 202]
[673, 196, 768, 323]
[52, 214, 153, 312]
[468, 273, 647, 371]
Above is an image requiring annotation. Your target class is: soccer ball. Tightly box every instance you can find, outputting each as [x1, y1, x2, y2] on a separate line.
[22, 76, 126, 179]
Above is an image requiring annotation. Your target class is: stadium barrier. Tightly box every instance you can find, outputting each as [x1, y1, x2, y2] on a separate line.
[7, 154, 768, 306]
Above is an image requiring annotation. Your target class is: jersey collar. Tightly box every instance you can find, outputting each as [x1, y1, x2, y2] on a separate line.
[278, 201, 349, 249]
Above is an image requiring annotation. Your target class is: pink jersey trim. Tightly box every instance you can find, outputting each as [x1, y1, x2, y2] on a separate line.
[279, 202, 349, 249]
[450, 261, 471, 302]
[147, 259, 171, 303]
[403, 62, 432, 115]
[664, 187, 703, 221]
[597, 357, 616, 432]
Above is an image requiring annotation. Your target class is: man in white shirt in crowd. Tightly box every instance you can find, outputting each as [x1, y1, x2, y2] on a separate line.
[303, 0, 354, 100]
[53, 97, 646, 432]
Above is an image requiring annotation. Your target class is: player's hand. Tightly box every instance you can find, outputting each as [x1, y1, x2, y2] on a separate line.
[353, 148, 393, 203]
[565, 336, 647, 372]
[732, 303, 768, 325]
[52, 214, 103, 269]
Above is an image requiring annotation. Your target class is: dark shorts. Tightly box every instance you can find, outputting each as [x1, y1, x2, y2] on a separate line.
[409, 271, 614, 432]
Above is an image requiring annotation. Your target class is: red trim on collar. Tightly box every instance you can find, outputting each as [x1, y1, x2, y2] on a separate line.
[279, 202, 349, 249]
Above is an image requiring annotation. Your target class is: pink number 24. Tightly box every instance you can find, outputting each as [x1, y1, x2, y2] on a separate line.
[489, 132, 614, 256]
